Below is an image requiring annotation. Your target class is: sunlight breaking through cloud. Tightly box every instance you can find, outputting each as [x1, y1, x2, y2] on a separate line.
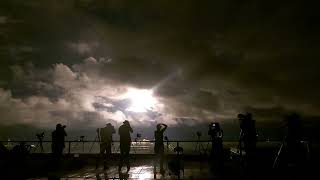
[123, 88, 157, 113]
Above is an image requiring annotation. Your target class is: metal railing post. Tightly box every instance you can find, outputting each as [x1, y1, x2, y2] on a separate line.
[68, 141, 71, 154]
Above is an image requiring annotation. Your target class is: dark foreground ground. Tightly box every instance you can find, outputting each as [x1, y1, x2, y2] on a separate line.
[0, 146, 319, 180]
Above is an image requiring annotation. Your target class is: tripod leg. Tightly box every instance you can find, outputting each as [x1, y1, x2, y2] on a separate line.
[306, 142, 310, 161]
[200, 143, 206, 154]
[273, 142, 284, 168]
[33, 143, 39, 153]
[40, 143, 44, 152]
[132, 141, 137, 154]
[132, 142, 135, 154]
[82, 142, 85, 153]
[194, 142, 199, 153]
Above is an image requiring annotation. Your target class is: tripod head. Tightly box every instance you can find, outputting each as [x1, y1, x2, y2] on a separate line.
[136, 133, 141, 138]
[135, 133, 142, 142]
[174, 146, 184, 154]
[196, 131, 202, 141]
[80, 136, 85, 141]
[36, 132, 45, 141]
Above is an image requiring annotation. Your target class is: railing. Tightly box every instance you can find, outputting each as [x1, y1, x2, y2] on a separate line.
[0, 140, 215, 155]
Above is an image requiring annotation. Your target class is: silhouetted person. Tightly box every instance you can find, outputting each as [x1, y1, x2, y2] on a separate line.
[154, 123, 168, 174]
[96, 123, 115, 170]
[118, 120, 133, 172]
[52, 124, 67, 160]
[208, 122, 224, 170]
[238, 113, 257, 166]
[285, 113, 303, 165]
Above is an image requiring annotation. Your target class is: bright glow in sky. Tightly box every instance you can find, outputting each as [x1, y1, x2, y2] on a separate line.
[124, 88, 157, 112]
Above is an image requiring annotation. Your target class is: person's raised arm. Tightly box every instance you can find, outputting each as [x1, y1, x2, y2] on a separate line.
[161, 123, 168, 132]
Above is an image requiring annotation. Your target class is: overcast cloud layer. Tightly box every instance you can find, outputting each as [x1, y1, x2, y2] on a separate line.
[0, 0, 320, 137]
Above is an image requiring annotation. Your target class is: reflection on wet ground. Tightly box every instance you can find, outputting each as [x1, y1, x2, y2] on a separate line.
[43, 159, 213, 180]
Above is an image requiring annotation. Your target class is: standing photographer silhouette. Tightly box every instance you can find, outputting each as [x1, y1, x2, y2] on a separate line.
[96, 123, 115, 170]
[52, 124, 67, 160]
[208, 122, 224, 170]
[238, 113, 257, 167]
[154, 123, 167, 174]
[118, 120, 133, 173]
[274, 113, 306, 168]
[286, 113, 303, 165]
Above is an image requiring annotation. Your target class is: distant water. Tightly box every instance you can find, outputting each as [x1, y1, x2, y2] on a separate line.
[3, 140, 289, 154]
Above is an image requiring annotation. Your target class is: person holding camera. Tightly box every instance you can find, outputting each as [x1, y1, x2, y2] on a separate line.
[96, 123, 115, 170]
[208, 122, 224, 170]
[52, 124, 67, 160]
[118, 120, 133, 172]
[154, 123, 168, 174]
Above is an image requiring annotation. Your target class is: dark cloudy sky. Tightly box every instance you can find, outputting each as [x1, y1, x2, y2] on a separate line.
[0, 0, 319, 140]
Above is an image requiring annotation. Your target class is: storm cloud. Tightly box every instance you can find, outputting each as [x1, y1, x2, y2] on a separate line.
[0, 0, 319, 139]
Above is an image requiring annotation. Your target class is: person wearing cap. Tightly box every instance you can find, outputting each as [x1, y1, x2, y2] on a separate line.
[118, 120, 133, 172]
[96, 123, 115, 170]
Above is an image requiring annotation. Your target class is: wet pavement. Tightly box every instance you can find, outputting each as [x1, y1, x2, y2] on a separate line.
[2, 141, 318, 179]
[43, 158, 215, 180]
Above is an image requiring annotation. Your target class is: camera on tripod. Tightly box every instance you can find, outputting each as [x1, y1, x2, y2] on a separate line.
[196, 131, 202, 141]
[136, 133, 141, 138]
[34, 132, 45, 152]
[36, 132, 45, 140]
[196, 131, 202, 137]
[135, 133, 142, 143]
